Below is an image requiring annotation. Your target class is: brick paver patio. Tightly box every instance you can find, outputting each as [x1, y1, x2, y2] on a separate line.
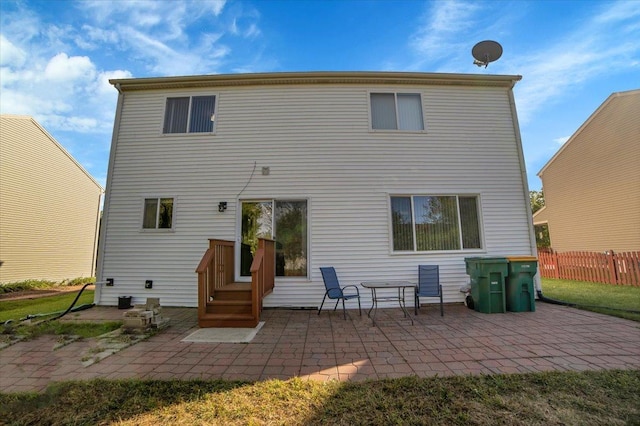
[1, 303, 639, 393]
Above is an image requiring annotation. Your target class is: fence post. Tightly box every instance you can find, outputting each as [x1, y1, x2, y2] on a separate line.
[553, 251, 560, 279]
[607, 250, 618, 284]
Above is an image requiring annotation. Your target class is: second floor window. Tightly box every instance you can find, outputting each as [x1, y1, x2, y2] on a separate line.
[163, 96, 216, 134]
[370, 92, 424, 131]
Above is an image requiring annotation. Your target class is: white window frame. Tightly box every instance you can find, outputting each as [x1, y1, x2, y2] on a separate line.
[141, 196, 176, 232]
[368, 91, 426, 132]
[388, 194, 484, 253]
[161, 94, 218, 135]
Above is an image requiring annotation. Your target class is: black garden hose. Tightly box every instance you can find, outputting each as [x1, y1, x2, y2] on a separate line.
[537, 290, 640, 314]
[45, 281, 96, 322]
[11, 282, 96, 324]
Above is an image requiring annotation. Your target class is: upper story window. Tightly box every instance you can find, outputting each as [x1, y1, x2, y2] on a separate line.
[163, 96, 216, 134]
[143, 197, 174, 229]
[370, 93, 424, 131]
[390, 195, 481, 252]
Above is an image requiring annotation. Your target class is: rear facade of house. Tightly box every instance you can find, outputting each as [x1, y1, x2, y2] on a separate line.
[0, 115, 103, 283]
[533, 89, 640, 252]
[96, 71, 536, 309]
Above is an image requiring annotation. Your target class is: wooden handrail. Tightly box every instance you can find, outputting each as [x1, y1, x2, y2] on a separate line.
[196, 239, 235, 314]
[195, 248, 215, 273]
[250, 238, 275, 321]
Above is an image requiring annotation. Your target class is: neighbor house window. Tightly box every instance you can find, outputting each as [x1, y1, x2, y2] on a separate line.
[391, 195, 481, 251]
[143, 198, 174, 229]
[163, 95, 216, 133]
[370, 93, 424, 130]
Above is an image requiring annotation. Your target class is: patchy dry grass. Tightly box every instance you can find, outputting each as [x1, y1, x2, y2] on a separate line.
[1, 370, 638, 425]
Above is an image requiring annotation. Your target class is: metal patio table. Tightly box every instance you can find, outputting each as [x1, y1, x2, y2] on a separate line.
[361, 281, 416, 326]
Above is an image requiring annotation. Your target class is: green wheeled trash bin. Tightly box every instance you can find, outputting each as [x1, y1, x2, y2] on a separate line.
[464, 257, 508, 313]
[505, 256, 538, 312]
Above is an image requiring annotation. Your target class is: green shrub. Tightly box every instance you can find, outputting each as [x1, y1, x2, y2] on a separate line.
[0, 277, 95, 294]
[0, 279, 57, 294]
[61, 277, 96, 287]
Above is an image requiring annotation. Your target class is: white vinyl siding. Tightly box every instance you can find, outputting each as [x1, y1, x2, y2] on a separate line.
[99, 81, 532, 308]
[0, 116, 103, 283]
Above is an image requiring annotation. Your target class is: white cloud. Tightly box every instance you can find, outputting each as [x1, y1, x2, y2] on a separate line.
[411, 1, 480, 61]
[0, 0, 260, 141]
[44, 53, 96, 81]
[508, 1, 640, 123]
[554, 136, 570, 145]
[96, 70, 133, 96]
[0, 34, 27, 67]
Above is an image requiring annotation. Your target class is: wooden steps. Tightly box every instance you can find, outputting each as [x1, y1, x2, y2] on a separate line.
[199, 282, 257, 327]
[198, 313, 258, 328]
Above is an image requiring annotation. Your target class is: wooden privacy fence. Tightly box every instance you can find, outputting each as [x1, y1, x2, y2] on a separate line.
[538, 250, 640, 286]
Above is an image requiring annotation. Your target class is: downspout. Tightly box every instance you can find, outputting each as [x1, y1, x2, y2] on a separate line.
[90, 191, 103, 277]
[95, 82, 125, 305]
[507, 82, 542, 293]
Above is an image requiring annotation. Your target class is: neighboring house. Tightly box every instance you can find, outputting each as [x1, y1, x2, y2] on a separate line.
[96, 71, 537, 324]
[533, 89, 640, 252]
[0, 115, 104, 283]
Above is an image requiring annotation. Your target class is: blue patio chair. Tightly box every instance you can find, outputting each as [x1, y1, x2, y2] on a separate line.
[415, 265, 443, 316]
[319, 267, 362, 319]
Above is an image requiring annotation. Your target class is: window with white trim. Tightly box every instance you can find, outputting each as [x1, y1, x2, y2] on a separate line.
[391, 195, 481, 251]
[163, 95, 216, 133]
[370, 92, 424, 130]
[143, 198, 174, 229]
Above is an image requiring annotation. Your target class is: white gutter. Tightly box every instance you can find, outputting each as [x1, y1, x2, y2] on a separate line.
[508, 88, 542, 292]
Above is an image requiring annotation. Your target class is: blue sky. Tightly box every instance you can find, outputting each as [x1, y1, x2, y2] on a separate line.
[1, 0, 639, 190]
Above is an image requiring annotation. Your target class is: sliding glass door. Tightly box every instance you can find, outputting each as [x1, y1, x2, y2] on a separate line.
[240, 200, 308, 278]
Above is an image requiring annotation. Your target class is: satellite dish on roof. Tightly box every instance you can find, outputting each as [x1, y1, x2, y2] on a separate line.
[472, 40, 503, 68]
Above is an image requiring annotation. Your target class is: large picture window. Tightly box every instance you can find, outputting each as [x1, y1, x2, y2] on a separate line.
[163, 95, 216, 133]
[391, 195, 481, 251]
[370, 92, 424, 130]
[143, 198, 174, 229]
[241, 200, 308, 277]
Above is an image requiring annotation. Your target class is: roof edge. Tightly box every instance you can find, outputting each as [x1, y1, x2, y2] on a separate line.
[110, 71, 522, 91]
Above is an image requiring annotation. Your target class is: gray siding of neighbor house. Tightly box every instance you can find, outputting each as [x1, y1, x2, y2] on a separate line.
[535, 90, 640, 252]
[97, 75, 534, 308]
[0, 115, 103, 283]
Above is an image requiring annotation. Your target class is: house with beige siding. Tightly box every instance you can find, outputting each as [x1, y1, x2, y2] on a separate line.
[97, 71, 537, 326]
[533, 89, 640, 252]
[0, 115, 103, 283]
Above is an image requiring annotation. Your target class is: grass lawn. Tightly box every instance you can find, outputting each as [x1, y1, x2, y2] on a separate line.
[0, 290, 96, 323]
[541, 278, 640, 322]
[1, 370, 638, 425]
